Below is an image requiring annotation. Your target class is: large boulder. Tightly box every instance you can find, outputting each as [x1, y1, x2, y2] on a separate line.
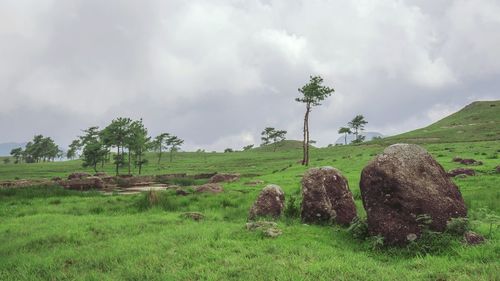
[248, 184, 285, 220]
[195, 183, 224, 193]
[300, 167, 357, 225]
[61, 176, 104, 190]
[360, 144, 467, 245]
[209, 173, 240, 183]
[68, 172, 91, 180]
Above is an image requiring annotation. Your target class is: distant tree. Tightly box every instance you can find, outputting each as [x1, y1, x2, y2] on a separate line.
[66, 139, 81, 160]
[3, 158, 10, 164]
[242, 144, 254, 151]
[224, 148, 234, 153]
[351, 135, 366, 144]
[80, 127, 107, 173]
[101, 118, 132, 175]
[152, 133, 170, 166]
[348, 115, 368, 143]
[166, 135, 183, 162]
[338, 127, 352, 145]
[128, 119, 150, 175]
[261, 127, 287, 152]
[10, 147, 23, 164]
[296, 75, 334, 165]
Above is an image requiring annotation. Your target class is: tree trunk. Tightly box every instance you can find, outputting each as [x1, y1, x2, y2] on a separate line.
[302, 104, 311, 166]
[116, 146, 120, 176]
[170, 149, 173, 163]
[344, 133, 347, 145]
[128, 148, 131, 175]
[158, 146, 162, 165]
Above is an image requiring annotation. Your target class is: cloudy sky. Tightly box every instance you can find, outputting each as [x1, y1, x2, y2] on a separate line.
[0, 0, 499, 151]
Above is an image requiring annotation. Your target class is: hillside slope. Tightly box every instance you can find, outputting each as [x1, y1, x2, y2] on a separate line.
[381, 100, 500, 143]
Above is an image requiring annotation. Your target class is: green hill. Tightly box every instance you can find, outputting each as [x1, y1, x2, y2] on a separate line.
[381, 100, 500, 144]
[251, 140, 316, 152]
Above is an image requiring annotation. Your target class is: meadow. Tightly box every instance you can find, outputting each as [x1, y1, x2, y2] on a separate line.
[0, 140, 499, 280]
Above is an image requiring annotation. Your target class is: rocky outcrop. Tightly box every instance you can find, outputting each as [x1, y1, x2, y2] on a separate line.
[360, 144, 467, 245]
[60, 176, 104, 190]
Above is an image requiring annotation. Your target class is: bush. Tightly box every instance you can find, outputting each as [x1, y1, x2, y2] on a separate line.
[347, 217, 369, 240]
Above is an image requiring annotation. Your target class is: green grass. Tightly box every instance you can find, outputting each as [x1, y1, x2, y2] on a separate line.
[379, 100, 500, 144]
[0, 140, 499, 280]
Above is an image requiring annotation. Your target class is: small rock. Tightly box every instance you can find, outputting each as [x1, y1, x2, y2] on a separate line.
[245, 221, 282, 238]
[94, 172, 108, 177]
[181, 212, 204, 221]
[495, 165, 500, 173]
[209, 173, 240, 183]
[447, 168, 475, 177]
[452, 157, 462, 163]
[463, 231, 485, 245]
[195, 183, 224, 193]
[460, 159, 483, 165]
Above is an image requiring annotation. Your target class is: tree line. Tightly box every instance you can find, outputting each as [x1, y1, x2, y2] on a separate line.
[70, 117, 183, 175]
[10, 135, 62, 163]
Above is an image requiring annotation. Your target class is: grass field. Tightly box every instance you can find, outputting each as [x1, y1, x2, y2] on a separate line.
[1, 139, 499, 280]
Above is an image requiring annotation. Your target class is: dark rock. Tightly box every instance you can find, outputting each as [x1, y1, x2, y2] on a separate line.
[447, 168, 475, 177]
[460, 159, 483, 165]
[195, 183, 224, 193]
[209, 173, 240, 183]
[248, 184, 285, 220]
[463, 231, 485, 245]
[452, 157, 462, 163]
[495, 165, 500, 173]
[68, 172, 91, 180]
[301, 167, 357, 225]
[360, 144, 467, 245]
[61, 176, 104, 190]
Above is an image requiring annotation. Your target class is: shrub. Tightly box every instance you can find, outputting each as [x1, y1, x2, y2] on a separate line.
[347, 217, 369, 240]
[446, 217, 469, 235]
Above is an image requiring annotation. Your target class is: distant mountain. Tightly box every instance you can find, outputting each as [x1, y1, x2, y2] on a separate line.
[380, 100, 500, 144]
[335, 132, 384, 145]
[0, 142, 26, 156]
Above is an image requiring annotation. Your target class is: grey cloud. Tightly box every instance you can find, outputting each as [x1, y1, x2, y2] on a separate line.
[0, 0, 499, 151]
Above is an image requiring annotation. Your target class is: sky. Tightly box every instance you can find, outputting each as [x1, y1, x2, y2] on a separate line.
[0, 0, 499, 151]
